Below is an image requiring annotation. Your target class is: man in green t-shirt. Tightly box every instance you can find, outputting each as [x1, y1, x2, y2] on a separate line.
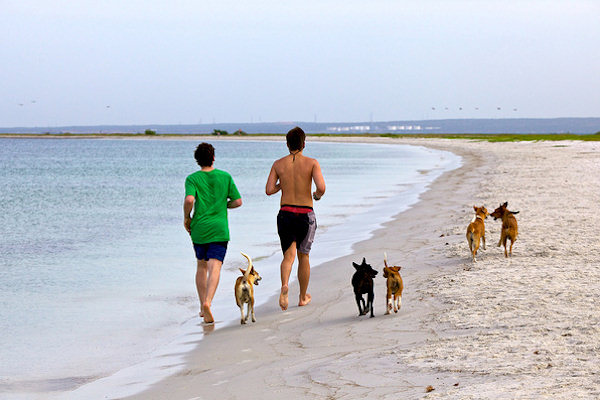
[184, 142, 242, 323]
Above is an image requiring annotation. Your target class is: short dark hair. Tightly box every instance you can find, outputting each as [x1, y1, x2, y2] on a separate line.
[286, 126, 305, 151]
[194, 142, 215, 167]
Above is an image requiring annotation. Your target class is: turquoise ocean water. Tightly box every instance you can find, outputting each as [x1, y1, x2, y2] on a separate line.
[0, 138, 460, 398]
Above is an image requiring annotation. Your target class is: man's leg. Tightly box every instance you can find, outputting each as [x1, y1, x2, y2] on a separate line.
[202, 258, 223, 323]
[279, 242, 296, 311]
[196, 259, 208, 318]
[297, 252, 312, 306]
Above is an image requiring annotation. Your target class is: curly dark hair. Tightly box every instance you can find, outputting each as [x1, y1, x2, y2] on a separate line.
[286, 126, 305, 151]
[194, 142, 215, 167]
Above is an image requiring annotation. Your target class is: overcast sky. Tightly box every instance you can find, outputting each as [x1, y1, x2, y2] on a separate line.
[2, 0, 599, 127]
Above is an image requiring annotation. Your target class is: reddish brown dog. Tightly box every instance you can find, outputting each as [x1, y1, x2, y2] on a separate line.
[383, 253, 403, 314]
[490, 202, 519, 258]
[466, 205, 489, 262]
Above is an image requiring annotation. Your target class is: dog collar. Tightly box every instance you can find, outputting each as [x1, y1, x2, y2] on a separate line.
[476, 215, 484, 220]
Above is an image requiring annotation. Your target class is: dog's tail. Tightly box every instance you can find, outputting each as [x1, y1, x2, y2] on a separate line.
[240, 251, 253, 281]
[384, 252, 389, 268]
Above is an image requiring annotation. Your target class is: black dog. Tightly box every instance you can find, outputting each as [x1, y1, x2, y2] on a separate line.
[351, 258, 378, 318]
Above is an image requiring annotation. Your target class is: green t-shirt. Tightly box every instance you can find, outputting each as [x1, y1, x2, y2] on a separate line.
[185, 169, 241, 244]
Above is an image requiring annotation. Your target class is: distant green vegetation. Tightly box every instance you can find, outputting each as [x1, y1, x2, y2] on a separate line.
[374, 132, 600, 142]
[144, 129, 157, 135]
[212, 129, 229, 135]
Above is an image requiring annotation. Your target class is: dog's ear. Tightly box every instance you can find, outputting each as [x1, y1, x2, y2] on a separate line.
[239, 268, 245, 274]
[383, 268, 389, 277]
[503, 201, 508, 207]
[352, 262, 359, 270]
[361, 257, 367, 265]
[473, 205, 477, 211]
[393, 266, 401, 272]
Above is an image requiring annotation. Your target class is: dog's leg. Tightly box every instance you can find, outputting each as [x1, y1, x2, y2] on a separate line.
[482, 233, 486, 250]
[355, 294, 364, 316]
[245, 302, 250, 323]
[509, 238, 514, 257]
[239, 303, 246, 325]
[368, 292, 375, 318]
[396, 295, 402, 311]
[503, 236, 508, 258]
[385, 294, 391, 315]
[250, 297, 256, 323]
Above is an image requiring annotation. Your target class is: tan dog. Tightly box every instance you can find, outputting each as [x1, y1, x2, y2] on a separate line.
[234, 252, 261, 324]
[490, 202, 519, 258]
[466, 205, 489, 262]
[383, 253, 403, 314]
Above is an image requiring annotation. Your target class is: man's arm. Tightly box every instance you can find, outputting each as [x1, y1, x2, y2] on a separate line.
[312, 160, 326, 201]
[265, 164, 281, 196]
[228, 198, 243, 208]
[183, 195, 195, 233]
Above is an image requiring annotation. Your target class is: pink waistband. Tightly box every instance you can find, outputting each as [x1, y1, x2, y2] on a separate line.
[280, 205, 313, 214]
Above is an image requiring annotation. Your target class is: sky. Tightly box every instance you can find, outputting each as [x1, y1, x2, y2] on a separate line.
[2, 0, 599, 127]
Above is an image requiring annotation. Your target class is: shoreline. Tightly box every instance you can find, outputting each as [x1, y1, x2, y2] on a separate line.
[116, 137, 600, 399]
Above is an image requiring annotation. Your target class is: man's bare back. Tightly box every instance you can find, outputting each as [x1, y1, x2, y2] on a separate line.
[266, 152, 325, 204]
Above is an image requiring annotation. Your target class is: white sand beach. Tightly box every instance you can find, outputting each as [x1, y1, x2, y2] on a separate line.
[122, 137, 600, 400]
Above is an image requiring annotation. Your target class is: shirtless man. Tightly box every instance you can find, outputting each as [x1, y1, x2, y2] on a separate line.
[265, 127, 326, 310]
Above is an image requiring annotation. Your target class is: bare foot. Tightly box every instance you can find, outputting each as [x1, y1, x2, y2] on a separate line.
[203, 304, 214, 324]
[298, 293, 312, 307]
[279, 285, 289, 311]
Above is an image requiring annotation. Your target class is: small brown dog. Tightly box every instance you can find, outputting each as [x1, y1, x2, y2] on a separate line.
[466, 205, 489, 262]
[235, 252, 261, 324]
[490, 202, 519, 258]
[382, 253, 403, 314]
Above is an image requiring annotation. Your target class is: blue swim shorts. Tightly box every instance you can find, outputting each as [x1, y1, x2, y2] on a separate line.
[193, 241, 228, 262]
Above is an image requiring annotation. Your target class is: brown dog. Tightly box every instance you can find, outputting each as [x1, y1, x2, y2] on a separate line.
[383, 253, 403, 314]
[234, 252, 261, 324]
[466, 205, 489, 262]
[490, 202, 519, 258]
